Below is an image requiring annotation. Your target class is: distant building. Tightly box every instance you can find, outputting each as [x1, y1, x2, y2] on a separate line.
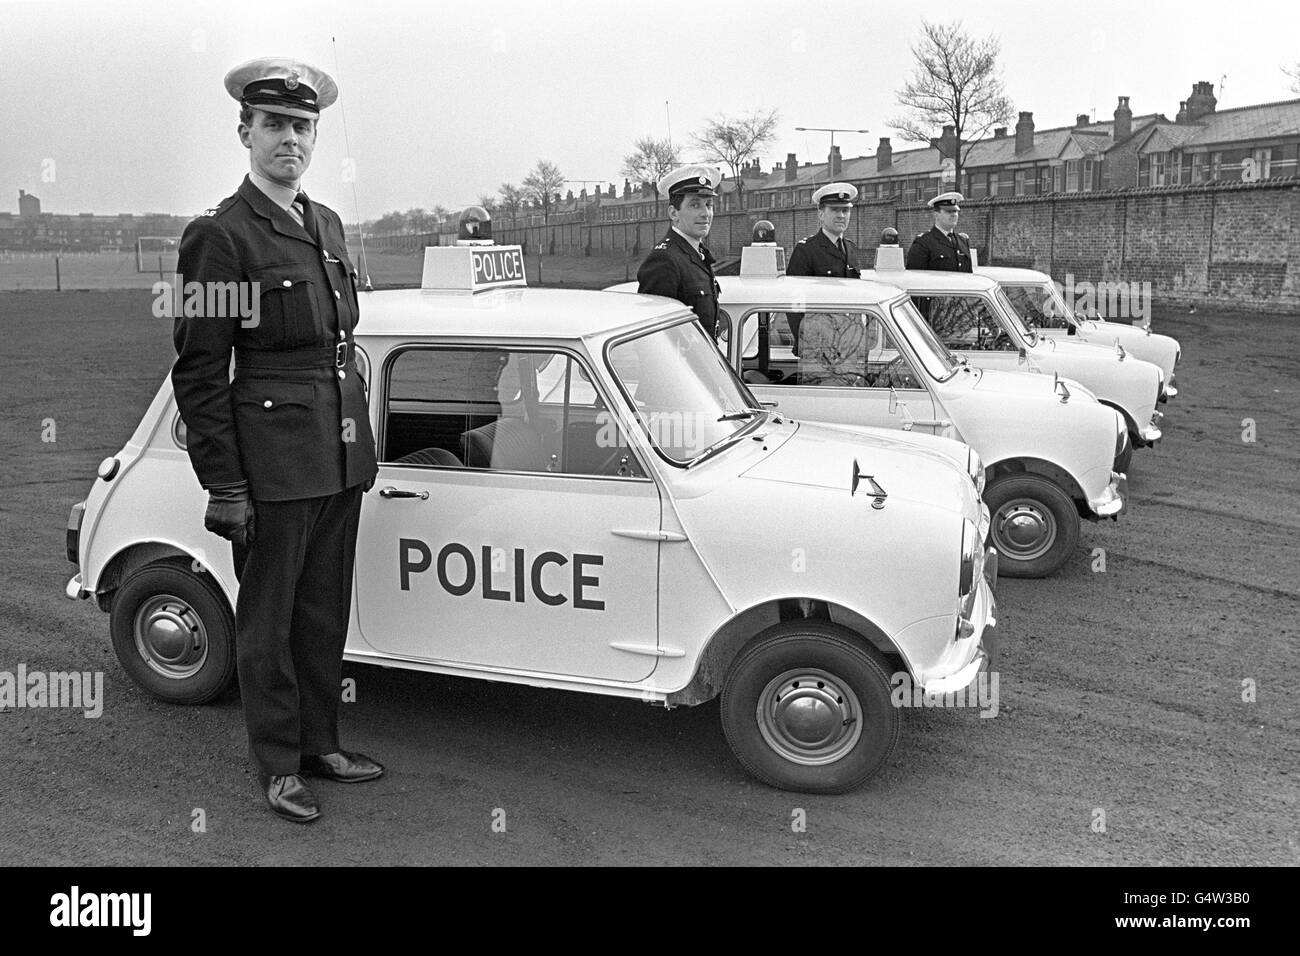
[592, 80, 1300, 223]
[0, 191, 191, 251]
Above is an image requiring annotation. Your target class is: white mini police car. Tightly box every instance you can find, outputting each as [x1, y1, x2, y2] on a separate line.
[862, 254, 1166, 467]
[976, 265, 1181, 401]
[65, 245, 996, 794]
[610, 246, 1128, 579]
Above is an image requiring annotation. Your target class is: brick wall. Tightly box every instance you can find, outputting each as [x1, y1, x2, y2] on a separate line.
[379, 178, 1299, 312]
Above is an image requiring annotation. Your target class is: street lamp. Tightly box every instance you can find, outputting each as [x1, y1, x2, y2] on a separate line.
[795, 127, 870, 152]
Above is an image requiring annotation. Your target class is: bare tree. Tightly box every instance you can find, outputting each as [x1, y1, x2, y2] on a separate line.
[497, 183, 526, 226]
[890, 19, 1015, 188]
[475, 193, 498, 213]
[621, 136, 681, 197]
[522, 160, 565, 224]
[690, 109, 779, 210]
[1285, 61, 1300, 94]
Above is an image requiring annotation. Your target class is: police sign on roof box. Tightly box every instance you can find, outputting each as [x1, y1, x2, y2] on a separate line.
[422, 245, 527, 293]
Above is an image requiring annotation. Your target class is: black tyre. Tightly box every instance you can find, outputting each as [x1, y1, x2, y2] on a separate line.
[109, 561, 236, 704]
[720, 623, 899, 794]
[985, 474, 1080, 578]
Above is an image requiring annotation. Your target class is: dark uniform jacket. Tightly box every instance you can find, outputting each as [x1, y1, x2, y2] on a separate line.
[637, 229, 721, 336]
[171, 176, 378, 501]
[785, 229, 861, 278]
[905, 226, 972, 272]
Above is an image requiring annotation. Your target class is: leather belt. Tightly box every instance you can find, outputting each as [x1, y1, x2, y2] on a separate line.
[235, 343, 352, 370]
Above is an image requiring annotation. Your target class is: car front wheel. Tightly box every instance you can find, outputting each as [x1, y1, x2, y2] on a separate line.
[721, 623, 899, 794]
[109, 560, 236, 704]
[985, 474, 1080, 578]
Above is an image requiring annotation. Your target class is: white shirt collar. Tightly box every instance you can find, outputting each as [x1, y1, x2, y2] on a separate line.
[671, 226, 703, 254]
[821, 228, 845, 245]
[248, 170, 300, 211]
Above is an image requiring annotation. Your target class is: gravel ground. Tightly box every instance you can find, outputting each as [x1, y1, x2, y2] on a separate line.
[1, 290, 1296, 865]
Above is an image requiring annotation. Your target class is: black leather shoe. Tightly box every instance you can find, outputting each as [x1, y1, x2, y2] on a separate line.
[301, 750, 384, 783]
[262, 773, 321, 823]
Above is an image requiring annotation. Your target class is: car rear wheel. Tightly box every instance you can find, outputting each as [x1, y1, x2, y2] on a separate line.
[985, 474, 1080, 578]
[110, 561, 236, 704]
[721, 623, 898, 794]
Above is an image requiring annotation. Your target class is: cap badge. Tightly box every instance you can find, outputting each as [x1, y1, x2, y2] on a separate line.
[285, 71, 300, 90]
[698, 175, 708, 185]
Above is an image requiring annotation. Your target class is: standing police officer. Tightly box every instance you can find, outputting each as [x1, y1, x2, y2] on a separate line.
[905, 191, 972, 272]
[786, 182, 862, 278]
[171, 57, 382, 824]
[637, 165, 723, 338]
[785, 182, 862, 353]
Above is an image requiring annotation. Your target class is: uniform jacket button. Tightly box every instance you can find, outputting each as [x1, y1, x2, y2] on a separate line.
[334, 290, 341, 299]
[263, 399, 273, 408]
[282, 280, 292, 287]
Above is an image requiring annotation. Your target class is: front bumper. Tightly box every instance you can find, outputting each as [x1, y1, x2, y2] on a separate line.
[1089, 471, 1127, 519]
[65, 573, 88, 600]
[1160, 371, 1178, 402]
[1138, 410, 1164, 446]
[925, 576, 998, 694]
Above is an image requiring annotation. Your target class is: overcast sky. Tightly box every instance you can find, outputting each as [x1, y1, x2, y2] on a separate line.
[3, 0, 1298, 221]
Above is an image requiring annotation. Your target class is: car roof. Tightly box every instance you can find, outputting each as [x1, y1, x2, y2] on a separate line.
[975, 265, 1052, 283]
[354, 287, 689, 339]
[715, 275, 908, 304]
[858, 268, 1001, 292]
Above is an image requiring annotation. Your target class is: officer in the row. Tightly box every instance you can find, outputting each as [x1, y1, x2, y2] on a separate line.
[785, 182, 862, 353]
[171, 56, 382, 824]
[637, 164, 723, 338]
[905, 191, 972, 272]
[786, 182, 862, 278]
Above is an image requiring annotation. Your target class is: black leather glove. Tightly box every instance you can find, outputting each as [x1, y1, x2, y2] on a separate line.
[363, 475, 375, 493]
[205, 481, 255, 547]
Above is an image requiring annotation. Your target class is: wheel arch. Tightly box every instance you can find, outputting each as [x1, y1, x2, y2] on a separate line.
[666, 598, 901, 707]
[987, 456, 1088, 519]
[93, 542, 232, 613]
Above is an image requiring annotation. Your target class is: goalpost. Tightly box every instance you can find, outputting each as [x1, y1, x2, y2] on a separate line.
[135, 237, 181, 274]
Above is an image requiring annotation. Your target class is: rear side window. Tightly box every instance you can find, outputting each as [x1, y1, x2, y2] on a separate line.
[382, 347, 646, 479]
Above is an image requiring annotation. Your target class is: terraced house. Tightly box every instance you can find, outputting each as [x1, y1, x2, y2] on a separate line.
[594, 80, 1300, 222]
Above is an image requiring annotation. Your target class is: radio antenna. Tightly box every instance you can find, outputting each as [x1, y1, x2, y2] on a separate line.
[331, 36, 372, 291]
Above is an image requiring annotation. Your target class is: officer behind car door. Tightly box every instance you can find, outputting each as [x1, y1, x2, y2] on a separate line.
[170, 56, 383, 825]
[784, 182, 862, 353]
[637, 164, 723, 338]
[905, 191, 972, 272]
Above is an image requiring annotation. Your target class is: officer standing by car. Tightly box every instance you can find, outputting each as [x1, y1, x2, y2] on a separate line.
[170, 57, 382, 824]
[784, 182, 862, 353]
[637, 165, 723, 338]
[905, 191, 972, 272]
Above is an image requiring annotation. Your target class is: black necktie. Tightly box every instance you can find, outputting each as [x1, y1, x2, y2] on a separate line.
[294, 192, 321, 247]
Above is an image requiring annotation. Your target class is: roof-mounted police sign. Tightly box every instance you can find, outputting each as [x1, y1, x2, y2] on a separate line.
[422, 245, 527, 293]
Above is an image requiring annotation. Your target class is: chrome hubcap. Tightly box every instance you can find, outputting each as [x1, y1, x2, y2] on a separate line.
[756, 668, 862, 766]
[993, 499, 1057, 561]
[134, 594, 207, 679]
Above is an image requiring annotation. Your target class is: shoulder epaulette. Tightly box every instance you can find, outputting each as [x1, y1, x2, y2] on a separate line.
[653, 241, 669, 250]
[796, 238, 809, 244]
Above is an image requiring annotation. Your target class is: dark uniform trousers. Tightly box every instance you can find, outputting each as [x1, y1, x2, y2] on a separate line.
[172, 175, 378, 776]
[231, 488, 362, 772]
[784, 230, 861, 353]
[637, 229, 721, 338]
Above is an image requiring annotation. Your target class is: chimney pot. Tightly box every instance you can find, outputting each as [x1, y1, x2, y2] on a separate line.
[1015, 111, 1035, 154]
[785, 152, 798, 182]
[876, 137, 892, 172]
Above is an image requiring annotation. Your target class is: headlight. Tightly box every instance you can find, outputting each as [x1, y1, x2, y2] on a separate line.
[967, 447, 986, 496]
[959, 518, 978, 598]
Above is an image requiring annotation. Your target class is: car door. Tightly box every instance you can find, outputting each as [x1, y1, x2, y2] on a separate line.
[732, 308, 938, 433]
[356, 344, 662, 682]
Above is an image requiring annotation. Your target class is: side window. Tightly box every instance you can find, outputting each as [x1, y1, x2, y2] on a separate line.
[383, 347, 645, 478]
[1001, 285, 1068, 330]
[740, 311, 921, 389]
[914, 295, 1010, 351]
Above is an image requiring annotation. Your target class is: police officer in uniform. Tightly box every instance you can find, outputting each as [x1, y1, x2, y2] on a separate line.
[785, 182, 862, 353]
[905, 191, 972, 272]
[171, 57, 382, 823]
[637, 165, 723, 338]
